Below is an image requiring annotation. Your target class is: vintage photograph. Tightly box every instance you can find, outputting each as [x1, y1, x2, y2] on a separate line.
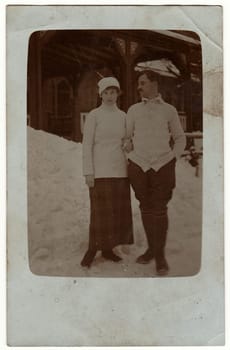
[27, 29, 202, 277]
[7, 5, 224, 346]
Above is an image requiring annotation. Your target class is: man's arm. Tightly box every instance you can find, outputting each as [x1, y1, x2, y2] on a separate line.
[169, 107, 186, 159]
[126, 106, 135, 138]
[123, 107, 135, 153]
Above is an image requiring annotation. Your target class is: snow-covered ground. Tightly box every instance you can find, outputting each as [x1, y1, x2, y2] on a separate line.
[28, 127, 202, 277]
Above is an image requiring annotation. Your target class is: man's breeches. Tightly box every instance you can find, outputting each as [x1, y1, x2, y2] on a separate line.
[128, 158, 176, 257]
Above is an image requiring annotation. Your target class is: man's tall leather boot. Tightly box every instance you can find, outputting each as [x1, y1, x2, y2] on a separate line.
[154, 210, 169, 275]
[136, 211, 155, 264]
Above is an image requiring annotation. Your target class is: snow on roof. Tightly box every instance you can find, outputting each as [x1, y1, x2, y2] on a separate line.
[191, 73, 201, 83]
[135, 58, 181, 78]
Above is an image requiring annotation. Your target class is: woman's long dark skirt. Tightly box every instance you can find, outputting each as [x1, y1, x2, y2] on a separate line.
[88, 178, 134, 251]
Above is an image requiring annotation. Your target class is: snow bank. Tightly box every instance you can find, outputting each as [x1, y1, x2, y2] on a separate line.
[28, 127, 202, 277]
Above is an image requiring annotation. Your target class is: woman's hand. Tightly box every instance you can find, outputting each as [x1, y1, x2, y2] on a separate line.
[122, 138, 133, 153]
[85, 175, 95, 188]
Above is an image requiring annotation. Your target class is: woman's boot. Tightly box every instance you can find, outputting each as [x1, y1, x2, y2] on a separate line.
[81, 249, 97, 268]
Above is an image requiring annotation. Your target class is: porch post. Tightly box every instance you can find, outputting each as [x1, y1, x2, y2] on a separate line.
[125, 39, 133, 111]
[184, 49, 193, 132]
[114, 37, 135, 112]
[28, 32, 43, 129]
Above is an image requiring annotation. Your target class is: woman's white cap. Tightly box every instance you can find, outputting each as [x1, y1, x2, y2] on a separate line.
[98, 77, 120, 95]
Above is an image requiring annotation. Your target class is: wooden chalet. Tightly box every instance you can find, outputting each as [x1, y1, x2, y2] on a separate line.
[27, 30, 202, 142]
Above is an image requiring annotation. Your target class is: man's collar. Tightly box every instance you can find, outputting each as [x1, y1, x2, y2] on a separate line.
[142, 94, 164, 104]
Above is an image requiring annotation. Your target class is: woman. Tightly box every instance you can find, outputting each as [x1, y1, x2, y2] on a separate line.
[81, 76, 134, 268]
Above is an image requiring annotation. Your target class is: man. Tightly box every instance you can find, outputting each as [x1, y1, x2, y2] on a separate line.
[125, 70, 186, 276]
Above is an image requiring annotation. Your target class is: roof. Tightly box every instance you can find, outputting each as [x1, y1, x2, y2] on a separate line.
[153, 30, 201, 46]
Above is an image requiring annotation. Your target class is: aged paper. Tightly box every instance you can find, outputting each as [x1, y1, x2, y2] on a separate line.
[7, 5, 224, 346]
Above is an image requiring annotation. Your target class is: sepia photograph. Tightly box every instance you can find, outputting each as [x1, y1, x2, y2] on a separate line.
[7, 5, 224, 346]
[27, 29, 203, 277]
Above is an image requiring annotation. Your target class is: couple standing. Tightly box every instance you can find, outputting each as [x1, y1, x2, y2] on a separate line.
[81, 70, 186, 276]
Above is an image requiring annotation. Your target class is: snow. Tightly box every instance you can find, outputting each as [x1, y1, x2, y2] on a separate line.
[135, 58, 180, 78]
[185, 132, 203, 155]
[28, 127, 202, 277]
